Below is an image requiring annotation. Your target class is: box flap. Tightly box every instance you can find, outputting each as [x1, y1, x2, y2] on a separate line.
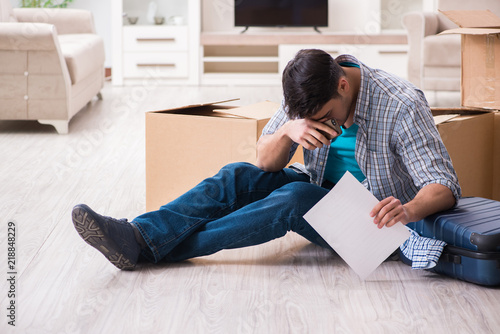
[214, 101, 280, 120]
[149, 98, 240, 114]
[440, 27, 500, 36]
[439, 10, 500, 29]
[433, 114, 459, 125]
[431, 107, 494, 115]
[431, 107, 496, 124]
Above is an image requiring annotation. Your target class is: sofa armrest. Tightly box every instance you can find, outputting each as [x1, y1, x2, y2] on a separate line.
[402, 12, 439, 89]
[402, 12, 439, 38]
[0, 22, 71, 123]
[0, 22, 70, 82]
[12, 8, 96, 35]
[0, 22, 61, 50]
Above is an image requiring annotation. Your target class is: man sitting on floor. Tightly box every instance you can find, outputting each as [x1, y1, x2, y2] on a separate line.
[72, 49, 461, 270]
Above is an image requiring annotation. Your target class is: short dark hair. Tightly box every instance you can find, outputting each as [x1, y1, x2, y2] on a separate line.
[282, 49, 345, 119]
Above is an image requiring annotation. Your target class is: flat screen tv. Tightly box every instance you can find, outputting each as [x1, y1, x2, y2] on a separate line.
[234, 0, 328, 29]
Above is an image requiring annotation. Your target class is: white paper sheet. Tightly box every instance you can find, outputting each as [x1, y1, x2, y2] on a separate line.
[303, 171, 411, 280]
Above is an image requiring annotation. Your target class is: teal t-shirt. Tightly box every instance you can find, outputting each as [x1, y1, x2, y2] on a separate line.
[323, 123, 365, 184]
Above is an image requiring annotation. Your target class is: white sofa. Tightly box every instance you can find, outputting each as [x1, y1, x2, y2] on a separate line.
[0, 0, 104, 134]
[402, 0, 500, 92]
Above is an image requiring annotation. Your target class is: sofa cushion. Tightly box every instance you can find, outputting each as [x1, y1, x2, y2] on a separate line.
[0, 0, 17, 22]
[423, 34, 461, 67]
[58, 33, 104, 84]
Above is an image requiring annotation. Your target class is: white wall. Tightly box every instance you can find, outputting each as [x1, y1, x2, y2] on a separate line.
[8, 0, 436, 69]
[201, 0, 436, 33]
[69, 0, 112, 68]
[202, 0, 381, 33]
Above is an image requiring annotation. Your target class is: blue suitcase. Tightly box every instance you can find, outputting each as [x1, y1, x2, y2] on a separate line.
[401, 197, 500, 286]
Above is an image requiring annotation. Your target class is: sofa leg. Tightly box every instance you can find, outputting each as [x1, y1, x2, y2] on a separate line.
[97, 92, 103, 100]
[38, 120, 69, 134]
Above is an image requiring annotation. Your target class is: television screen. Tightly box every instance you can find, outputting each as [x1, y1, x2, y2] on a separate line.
[235, 0, 328, 28]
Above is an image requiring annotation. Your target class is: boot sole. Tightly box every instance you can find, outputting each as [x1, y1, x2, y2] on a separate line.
[72, 205, 136, 270]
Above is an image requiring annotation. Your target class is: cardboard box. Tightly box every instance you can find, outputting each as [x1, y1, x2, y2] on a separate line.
[433, 108, 496, 199]
[494, 112, 500, 200]
[146, 100, 497, 211]
[146, 100, 283, 211]
[439, 10, 500, 109]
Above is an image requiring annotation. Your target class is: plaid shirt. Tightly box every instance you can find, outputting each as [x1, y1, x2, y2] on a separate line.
[263, 54, 461, 203]
[262, 54, 461, 269]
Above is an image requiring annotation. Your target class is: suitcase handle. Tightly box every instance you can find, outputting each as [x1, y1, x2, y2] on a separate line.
[444, 245, 500, 259]
[399, 246, 500, 269]
[442, 245, 500, 270]
[441, 252, 461, 264]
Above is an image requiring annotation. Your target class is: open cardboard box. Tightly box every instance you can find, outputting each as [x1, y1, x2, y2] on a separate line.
[439, 10, 500, 109]
[432, 107, 497, 200]
[437, 10, 500, 200]
[145, 100, 498, 211]
[494, 112, 500, 200]
[145, 100, 303, 211]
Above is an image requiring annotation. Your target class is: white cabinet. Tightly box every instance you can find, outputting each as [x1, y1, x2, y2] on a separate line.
[122, 26, 189, 52]
[122, 26, 189, 79]
[111, 0, 200, 85]
[278, 44, 365, 74]
[367, 45, 409, 79]
[279, 44, 408, 80]
[123, 51, 189, 79]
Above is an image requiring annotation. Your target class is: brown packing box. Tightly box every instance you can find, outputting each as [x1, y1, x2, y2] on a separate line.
[432, 108, 497, 199]
[439, 10, 500, 109]
[494, 112, 500, 200]
[146, 101, 498, 211]
[145, 100, 305, 211]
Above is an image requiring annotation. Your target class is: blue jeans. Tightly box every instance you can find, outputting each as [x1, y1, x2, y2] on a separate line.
[133, 162, 332, 263]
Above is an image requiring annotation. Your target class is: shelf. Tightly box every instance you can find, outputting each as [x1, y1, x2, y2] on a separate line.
[201, 72, 281, 86]
[201, 32, 407, 46]
[203, 45, 278, 56]
[122, 0, 189, 27]
[202, 44, 279, 75]
[203, 57, 279, 63]
[203, 62, 278, 74]
[123, 24, 188, 28]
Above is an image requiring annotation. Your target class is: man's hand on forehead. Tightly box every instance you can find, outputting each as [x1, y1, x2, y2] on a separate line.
[285, 118, 339, 150]
[323, 119, 342, 135]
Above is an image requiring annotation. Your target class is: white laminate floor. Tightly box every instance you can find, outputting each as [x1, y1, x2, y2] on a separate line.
[1, 82, 497, 334]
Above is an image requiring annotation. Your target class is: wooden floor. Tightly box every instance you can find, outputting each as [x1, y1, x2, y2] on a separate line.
[1, 83, 497, 334]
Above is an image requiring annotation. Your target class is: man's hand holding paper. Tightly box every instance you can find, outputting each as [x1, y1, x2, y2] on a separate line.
[304, 171, 411, 280]
[370, 196, 410, 229]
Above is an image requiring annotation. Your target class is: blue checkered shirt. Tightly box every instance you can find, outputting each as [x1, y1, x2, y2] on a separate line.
[262, 54, 461, 269]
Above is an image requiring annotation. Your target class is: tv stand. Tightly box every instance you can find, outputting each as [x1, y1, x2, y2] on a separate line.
[200, 32, 408, 86]
[240, 26, 323, 34]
